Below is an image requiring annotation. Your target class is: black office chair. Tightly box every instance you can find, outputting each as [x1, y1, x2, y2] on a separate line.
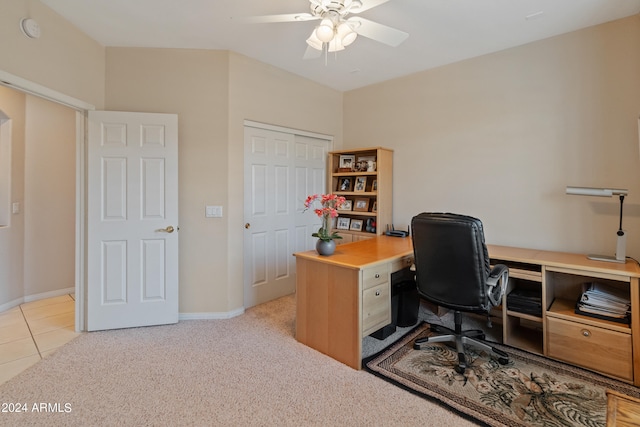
[411, 212, 510, 374]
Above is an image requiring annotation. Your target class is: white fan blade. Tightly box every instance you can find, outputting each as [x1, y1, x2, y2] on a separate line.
[347, 17, 408, 47]
[303, 45, 322, 60]
[236, 13, 317, 24]
[351, 0, 391, 14]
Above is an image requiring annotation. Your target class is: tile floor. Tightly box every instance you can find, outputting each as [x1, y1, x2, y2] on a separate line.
[0, 294, 79, 385]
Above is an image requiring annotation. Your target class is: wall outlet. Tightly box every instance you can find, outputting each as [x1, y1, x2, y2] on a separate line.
[12, 202, 20, 214]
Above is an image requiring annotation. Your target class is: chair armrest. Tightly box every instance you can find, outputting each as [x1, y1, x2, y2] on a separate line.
[487, 264, 509, 307]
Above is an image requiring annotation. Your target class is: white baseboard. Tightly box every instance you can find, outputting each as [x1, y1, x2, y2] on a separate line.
[0, 287, 76, 314]
[23, 287, 75, 303]
[179, 307, 245, 320]
[0, 297, 25, 313]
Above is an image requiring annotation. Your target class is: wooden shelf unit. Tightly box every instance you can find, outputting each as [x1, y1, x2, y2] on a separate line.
[489, 245, 640, 385]
[328, 147, 393, 244]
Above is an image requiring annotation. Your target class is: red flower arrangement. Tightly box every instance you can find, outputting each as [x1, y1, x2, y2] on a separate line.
[303, 193, 347, 242]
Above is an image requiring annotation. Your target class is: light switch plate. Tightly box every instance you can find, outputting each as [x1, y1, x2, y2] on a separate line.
[205, 205, 223, 218]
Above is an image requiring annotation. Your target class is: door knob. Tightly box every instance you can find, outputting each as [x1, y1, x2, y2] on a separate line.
[245, 223, 251, 229]
[157, 225, 175, 233]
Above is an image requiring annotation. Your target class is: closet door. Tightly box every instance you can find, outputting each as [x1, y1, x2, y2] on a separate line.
[243, 126, 328, 308]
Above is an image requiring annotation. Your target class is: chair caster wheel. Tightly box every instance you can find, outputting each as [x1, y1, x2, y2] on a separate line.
[498, 357, 509, 365]
[455, 365, 465, 374]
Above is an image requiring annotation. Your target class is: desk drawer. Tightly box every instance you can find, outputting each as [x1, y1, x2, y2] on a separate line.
[362, 283, 391, 337]
[391, 255, 414, 273]
[547, 316, 633, 381]
[363, 265, 390, 290]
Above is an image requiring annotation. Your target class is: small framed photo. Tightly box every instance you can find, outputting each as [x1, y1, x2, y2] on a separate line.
[339, 155, 356, 170]
[371, 201, 377, 213]
[371, 180, 377, 191]
[357, 155, 376, 172]
[338, 199, 353, 211]
[353, 198, 370, 212]
[337, 217, 351, 230]
[337, 177, 352, 192]
[354, 176, 367, 192]
[350, 219, 364, 231]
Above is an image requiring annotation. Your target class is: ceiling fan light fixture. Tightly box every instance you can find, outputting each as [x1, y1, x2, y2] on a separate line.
[316, 18, 335, 42]
[337, 21, 357, 46]
[306, 29, 324, 50]
[327, 37, 345, 52]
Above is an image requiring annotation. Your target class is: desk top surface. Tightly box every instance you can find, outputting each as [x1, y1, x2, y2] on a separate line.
[293, 235, 413, 270]
[294, 236, 640, 277]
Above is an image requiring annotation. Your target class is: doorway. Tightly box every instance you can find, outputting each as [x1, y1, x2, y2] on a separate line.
[0, 70, 93, 332]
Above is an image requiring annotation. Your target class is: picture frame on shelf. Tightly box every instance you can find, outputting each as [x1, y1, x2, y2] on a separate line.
[371, 180, 377, 191]
[350, 219, 364, 231]
[353, 198, 370, 212]
[356, 155, 376, 172]
[354, 176, 367, 192]
[371, 201, 377, 213]
[337, 217, 351, 230]
[338, 199, 353, 211]
[338, 177, 352, 192]
[339, 155, 356, 170]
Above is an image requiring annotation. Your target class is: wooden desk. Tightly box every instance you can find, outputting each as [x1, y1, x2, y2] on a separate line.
[294, 236, 414, 369]
[294, 238, 640, 384]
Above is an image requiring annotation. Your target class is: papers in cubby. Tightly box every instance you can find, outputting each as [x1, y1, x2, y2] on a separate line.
[576, 282, 630, 320]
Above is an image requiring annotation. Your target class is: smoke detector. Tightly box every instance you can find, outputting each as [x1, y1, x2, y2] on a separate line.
[20, 18, 41, 39]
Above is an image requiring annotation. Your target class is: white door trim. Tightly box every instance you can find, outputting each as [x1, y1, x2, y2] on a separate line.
[0, 69, 95, 332]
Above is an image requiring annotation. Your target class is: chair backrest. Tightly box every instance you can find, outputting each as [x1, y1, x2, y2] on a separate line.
[411, 212, 491, 313]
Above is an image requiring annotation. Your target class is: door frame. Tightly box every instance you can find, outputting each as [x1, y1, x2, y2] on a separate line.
[0, 70, 95, 332]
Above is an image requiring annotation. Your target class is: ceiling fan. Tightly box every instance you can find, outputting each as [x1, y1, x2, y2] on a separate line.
[241, 0, 409, 57]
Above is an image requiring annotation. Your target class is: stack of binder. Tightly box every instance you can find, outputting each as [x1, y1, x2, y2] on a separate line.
[575, 282, 631, 324]
[507, 288, 542, 317]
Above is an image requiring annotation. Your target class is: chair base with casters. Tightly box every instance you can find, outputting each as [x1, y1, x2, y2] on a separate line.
[413, 311, 509, 374]
[414, 310, 509, 374]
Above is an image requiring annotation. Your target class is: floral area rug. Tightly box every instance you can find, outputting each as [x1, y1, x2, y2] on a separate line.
[364, 322, 640, 427]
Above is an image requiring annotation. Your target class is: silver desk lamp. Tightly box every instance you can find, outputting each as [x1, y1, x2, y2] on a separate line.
[566, 186, 628, 263]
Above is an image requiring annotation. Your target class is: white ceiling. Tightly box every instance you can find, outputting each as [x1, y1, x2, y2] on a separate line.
[39, 0, 640, 92]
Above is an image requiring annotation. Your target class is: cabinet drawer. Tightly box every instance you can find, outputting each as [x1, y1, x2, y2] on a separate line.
[362, 283, 391, 337]
[547, 316, 633, 381]
[391, 255, 414, 273]
[363, 264, 390, 290]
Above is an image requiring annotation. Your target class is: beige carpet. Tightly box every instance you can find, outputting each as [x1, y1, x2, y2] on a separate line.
[0, 295, 476, 426]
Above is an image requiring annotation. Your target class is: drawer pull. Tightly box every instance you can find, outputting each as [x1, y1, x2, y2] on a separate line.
[375, 290, 381, 296]
[375, 273, 380, 279]
[581, 329, 591, 338]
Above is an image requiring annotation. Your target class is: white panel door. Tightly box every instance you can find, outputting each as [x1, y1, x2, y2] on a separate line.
[87, 111, 178, 331]
[243, 127, 328, 308]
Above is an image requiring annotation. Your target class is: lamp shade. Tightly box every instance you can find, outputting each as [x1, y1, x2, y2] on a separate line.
[566, 186, 628, 197]
[337, 21, 357, 46]
[316, 18, 335, 42]
[306, 29, 323, 50]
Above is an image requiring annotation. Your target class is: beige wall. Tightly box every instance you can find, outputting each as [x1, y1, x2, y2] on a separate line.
[2, 0, 638, 314]
[105, 47, 231, 314]
[105, 49, 343, 314]
[0, 0, 105, 108]
[227, 52, 343, 310]
[0, 87, 26, 307]
[23, 94, 75, 296]
[344, 15, 640, 259]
